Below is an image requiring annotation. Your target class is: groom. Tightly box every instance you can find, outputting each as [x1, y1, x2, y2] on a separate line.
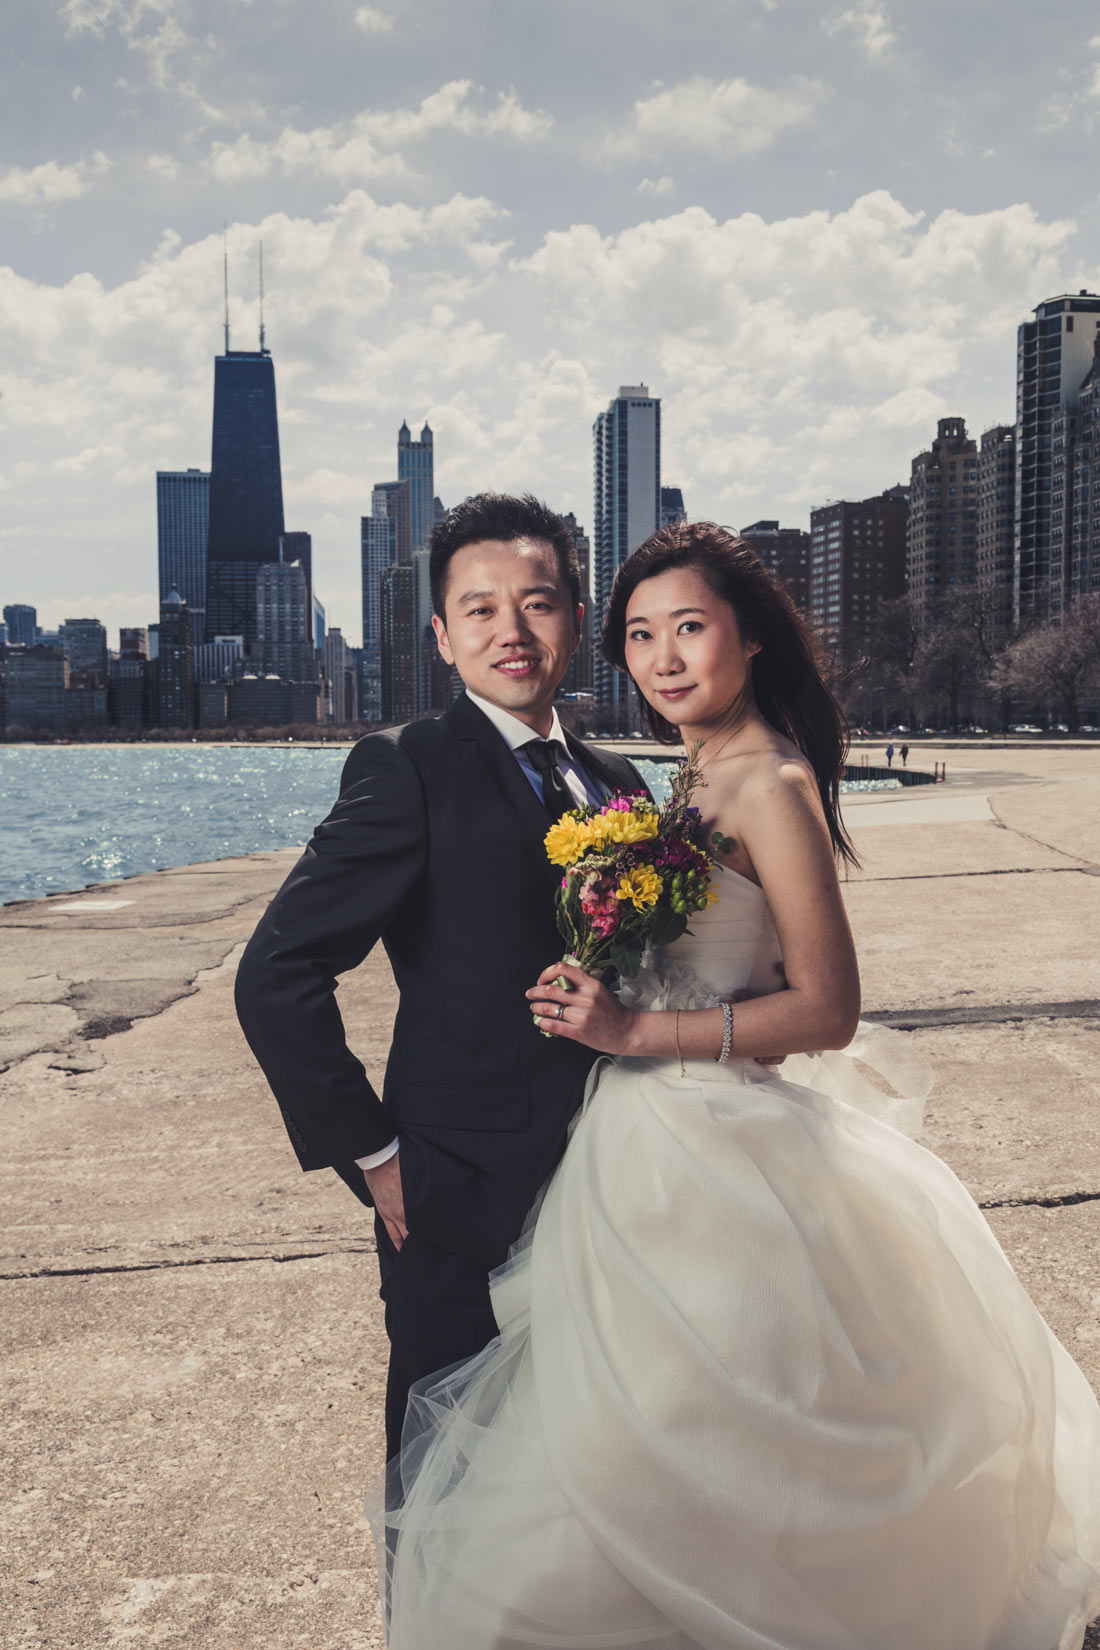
[235, 492, 645, 1458]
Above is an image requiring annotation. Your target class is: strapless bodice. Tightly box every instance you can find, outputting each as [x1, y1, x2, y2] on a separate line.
[617, 866, 784, 1013]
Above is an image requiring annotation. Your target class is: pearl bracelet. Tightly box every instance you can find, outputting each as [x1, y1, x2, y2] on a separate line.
[715, 1001, 733, 1064]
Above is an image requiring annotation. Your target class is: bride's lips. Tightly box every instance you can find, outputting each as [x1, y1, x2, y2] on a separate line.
[658, 684, 694, 702]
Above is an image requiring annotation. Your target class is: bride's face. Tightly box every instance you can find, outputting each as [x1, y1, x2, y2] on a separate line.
[623, 564, 760, 728]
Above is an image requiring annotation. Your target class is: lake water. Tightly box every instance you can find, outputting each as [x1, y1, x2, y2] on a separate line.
[0, 745, 896, 907]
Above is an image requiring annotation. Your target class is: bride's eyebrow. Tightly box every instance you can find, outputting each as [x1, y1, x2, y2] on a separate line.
[627, 607, 706, 624]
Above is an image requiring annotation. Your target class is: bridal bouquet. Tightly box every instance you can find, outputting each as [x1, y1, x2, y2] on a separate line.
[543, 745, 718, 984]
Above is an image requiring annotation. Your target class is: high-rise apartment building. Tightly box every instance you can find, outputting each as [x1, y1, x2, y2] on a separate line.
[156, 586, 195, 729]
[119, 627, 148, 659]
[205, 344, 285, 650]
[1015, 291, 1100, 626]
[397, 421, 434, 554]
[3, 604, 37, 646]
[157, 469, 210, 634]
[976, 425, 1017, 645]
[194, 635, 244, 684]
[660, 486, 686, 528]
[1067, 332, 1100, 600]
[906, 417, 977, 634]
[739, 522, 811, 612]
[809, 490, 908, 652]
[380, 563, 415, 723]
[58, 617, 108, 680]
[593, 385, 661, 728]
[256, 560, 312, 683]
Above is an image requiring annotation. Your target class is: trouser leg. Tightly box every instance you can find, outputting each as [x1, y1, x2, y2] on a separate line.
[374, 1216, 499, 1462]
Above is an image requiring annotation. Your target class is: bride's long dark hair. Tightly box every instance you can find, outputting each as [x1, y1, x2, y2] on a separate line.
[601, 521, 858, 869]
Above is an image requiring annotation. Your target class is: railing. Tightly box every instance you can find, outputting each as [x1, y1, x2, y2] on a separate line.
[844, 757, 940, 787]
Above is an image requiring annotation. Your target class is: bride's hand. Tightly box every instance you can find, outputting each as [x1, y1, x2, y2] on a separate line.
[526, 960, 639, 1055]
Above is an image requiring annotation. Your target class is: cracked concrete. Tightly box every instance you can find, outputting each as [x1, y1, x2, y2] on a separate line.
[1, 742, 1099, 1648]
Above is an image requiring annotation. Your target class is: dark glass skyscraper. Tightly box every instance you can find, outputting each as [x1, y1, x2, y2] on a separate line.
[205, 348, 285, 650]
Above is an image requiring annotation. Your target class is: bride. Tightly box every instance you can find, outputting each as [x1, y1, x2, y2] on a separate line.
[369, 522, 1100, 1650]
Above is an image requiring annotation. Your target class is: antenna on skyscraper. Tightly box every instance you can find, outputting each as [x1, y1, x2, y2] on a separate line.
[222, 223, 230, 354]
[258, 239, 266, 353]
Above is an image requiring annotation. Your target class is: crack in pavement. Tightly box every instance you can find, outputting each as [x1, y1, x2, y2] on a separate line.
[985, 798, 1098, 870]
[857, 866, 1100, 883]
[979, 1190, 1100, 1212]
[0, 1242, 378, 1282]
[864, 1000, 1100, 1030]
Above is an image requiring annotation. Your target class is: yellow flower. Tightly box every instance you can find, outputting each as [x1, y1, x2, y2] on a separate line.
[600, 809, 660, 846]
[544, 818, 585, 867]
[615, 865, 663, 910]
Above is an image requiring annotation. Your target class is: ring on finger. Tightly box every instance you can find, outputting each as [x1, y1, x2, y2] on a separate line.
[554, 1003, 566, 1020]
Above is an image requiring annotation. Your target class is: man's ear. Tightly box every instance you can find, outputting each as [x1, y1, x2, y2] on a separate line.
[432, 612, 454, 667]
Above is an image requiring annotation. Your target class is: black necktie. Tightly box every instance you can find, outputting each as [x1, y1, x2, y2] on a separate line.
[523, 739, 575, 820]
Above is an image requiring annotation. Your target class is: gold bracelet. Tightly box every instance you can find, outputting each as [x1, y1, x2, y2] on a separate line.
[675, 1009, 685, 1079]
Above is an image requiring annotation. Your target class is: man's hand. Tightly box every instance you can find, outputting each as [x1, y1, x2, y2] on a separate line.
[363, 1153, 408, 1251]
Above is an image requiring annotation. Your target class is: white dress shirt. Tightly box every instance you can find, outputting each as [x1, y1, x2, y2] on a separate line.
[355, 695, 607, 1174]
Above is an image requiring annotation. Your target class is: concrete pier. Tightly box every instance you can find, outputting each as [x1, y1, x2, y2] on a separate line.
[2, 742, 1098, 1648]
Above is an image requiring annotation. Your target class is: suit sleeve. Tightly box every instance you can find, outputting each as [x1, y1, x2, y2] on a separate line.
[234, 734, 427, 1170]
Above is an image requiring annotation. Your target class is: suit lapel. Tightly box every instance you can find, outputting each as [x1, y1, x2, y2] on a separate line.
[446, 695, 559, 881]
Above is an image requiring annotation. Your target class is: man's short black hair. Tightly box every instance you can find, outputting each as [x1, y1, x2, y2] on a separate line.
[429, 492, 581, 619]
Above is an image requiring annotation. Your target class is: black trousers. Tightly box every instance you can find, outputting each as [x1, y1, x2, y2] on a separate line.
[375, 1215, 501, 1461]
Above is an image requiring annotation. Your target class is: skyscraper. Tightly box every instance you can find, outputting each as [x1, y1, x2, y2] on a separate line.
[155, 586, 195, 729]
[205, 342, 286, 650]
[256, 560, 312, 682]
[157, 469, 210, 634]
[397, 421, 435, 554]
[906, 417, 977, 635]
[809, 490, 908, 653]
[976, 425, 1017, 646]
[280, 531, 313, 642]
[593, 385, 661, 729]
[1015, 291, 1100, 627]
[381, 563, 415, 723]
[561, 513, 593, 695]
[2, 604, 37, 647]
[1067, 332, 1100, 601]
[372, 479, 412, 565]
[660, 486, 686, 528]
[58, 617, 108, 681]
[361, 504, 397, 722]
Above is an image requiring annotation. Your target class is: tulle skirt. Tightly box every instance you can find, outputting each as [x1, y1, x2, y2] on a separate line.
[367, 1028, 1100, 1650]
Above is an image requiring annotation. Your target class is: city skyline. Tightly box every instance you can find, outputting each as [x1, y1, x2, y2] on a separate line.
[4, 0, 1100, 636]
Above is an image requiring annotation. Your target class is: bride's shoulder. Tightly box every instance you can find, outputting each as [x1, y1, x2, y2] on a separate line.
[716, 745, 825, 848]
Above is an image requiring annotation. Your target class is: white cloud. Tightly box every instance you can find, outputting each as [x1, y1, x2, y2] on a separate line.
[354, 5, 393, 33]
[205, 81, 551, 184]
[147, 152, 181, 179]
[824, 5, 896, 59]
[1, 187, 1084, 637]
[637, 176, 675, 196]
[605, 76, 822, 161]
[71, 85, 86, 102]
[0, 150, 111, 205]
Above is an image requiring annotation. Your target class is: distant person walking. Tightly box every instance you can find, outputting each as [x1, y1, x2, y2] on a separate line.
[900, 743, 909, 768]
[885, 742, 895, 769]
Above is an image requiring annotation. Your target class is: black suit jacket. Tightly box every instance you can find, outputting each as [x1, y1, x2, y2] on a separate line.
[234, 694, 647, 1266]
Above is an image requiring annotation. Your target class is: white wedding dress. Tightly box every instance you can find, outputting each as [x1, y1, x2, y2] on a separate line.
[369, 871, 1100, 1650]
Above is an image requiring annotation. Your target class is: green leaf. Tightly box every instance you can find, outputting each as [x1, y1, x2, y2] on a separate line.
[609, 939, 645, 979]
[649, 907, 688, 949]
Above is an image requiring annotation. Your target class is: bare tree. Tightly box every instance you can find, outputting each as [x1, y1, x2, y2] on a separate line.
[992, 595, 1100, 732]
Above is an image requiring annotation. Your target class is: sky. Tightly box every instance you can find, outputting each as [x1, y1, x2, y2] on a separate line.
[3, 0, 1100, 645]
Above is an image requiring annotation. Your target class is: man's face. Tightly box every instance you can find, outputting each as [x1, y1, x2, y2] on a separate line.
[432, 537, 582, 732]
